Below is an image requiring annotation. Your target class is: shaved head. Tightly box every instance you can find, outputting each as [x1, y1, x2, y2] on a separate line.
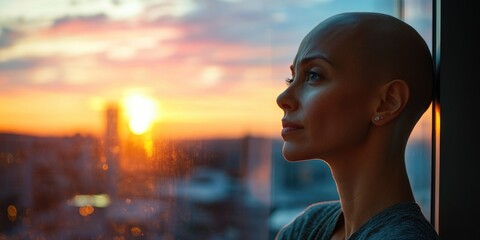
[297, 12, 433, 128]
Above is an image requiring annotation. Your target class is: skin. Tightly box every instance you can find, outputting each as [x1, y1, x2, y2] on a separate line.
[276, 12, 433, 239]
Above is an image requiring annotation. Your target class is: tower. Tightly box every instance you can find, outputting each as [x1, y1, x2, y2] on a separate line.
[105, 103, 120, 198]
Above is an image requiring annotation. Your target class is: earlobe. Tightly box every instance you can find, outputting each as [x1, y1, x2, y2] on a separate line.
[373, 115, 384, 122]
[371, 79, 409, 125]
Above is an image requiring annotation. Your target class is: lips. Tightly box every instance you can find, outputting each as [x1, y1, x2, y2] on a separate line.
[281, 120, 304, 137]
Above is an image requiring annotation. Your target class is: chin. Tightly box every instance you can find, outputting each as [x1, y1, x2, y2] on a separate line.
[282, 143, 313, 162]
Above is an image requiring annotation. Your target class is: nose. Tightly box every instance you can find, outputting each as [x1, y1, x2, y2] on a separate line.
[276, 87, 297, 112]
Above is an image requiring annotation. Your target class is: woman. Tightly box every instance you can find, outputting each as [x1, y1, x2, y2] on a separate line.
[275, 12, 439, 239]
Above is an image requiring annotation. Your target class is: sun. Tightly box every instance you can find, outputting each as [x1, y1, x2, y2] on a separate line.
[123, 94, 158, 135]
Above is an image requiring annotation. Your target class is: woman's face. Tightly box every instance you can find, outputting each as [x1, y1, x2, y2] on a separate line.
[276, 25, 379, 162]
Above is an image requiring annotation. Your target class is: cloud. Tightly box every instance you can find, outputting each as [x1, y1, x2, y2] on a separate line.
[0, 27, 23, 49]
[0, 57, 46, 91]
[0, 57, 38, 71]
[0, 0, 286, 98]
[0, 0, 143, 24]
[143, 0, 198, 20]
[52, 14, 108, 27]
[164, 0, 272, 46]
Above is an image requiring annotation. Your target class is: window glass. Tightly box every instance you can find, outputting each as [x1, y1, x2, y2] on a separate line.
[403, 0, 433, 221]
[0, 0, 432, 239]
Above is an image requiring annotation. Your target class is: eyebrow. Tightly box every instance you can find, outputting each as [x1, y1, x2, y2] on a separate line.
[303, 54, 333, 65]
[292, 54, 334, 70]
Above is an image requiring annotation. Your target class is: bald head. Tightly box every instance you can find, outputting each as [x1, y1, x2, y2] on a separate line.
[297, 12, 433, 126]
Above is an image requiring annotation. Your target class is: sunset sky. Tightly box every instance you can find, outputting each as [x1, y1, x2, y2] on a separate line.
[0, 0, 429, 139]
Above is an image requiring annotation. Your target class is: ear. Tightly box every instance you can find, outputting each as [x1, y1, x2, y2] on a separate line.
[371, 79, 410, 126]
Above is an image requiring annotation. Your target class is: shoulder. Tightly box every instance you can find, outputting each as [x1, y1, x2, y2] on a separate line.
[301, 200, 341, 219]
[352, 202, 439, 240]
[275, 201, 341, 240]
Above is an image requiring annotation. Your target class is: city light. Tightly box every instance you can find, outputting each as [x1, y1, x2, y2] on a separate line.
[70, 194, 111, 208]
[79, 205, 95, 217]
[7, 205, 17, 221]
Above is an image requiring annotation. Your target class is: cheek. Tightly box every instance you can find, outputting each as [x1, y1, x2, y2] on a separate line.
[304, 90, 372, 156]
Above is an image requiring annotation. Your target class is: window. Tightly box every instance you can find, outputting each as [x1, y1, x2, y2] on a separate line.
[0, 1, 433, 239]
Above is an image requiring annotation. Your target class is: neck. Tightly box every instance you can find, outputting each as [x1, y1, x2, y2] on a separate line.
[327, 148, 414, 239]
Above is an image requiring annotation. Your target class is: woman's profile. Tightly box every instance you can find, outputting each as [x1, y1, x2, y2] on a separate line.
[275, 12, 439, 239]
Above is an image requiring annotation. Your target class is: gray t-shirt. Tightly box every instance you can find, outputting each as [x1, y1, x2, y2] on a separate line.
[275, 201, 439, 240]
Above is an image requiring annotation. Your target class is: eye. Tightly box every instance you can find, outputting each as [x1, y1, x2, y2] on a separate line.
[306, 71, 321, 82]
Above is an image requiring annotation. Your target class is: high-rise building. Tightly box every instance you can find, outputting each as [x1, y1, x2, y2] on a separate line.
[104, 104, 120, 198]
